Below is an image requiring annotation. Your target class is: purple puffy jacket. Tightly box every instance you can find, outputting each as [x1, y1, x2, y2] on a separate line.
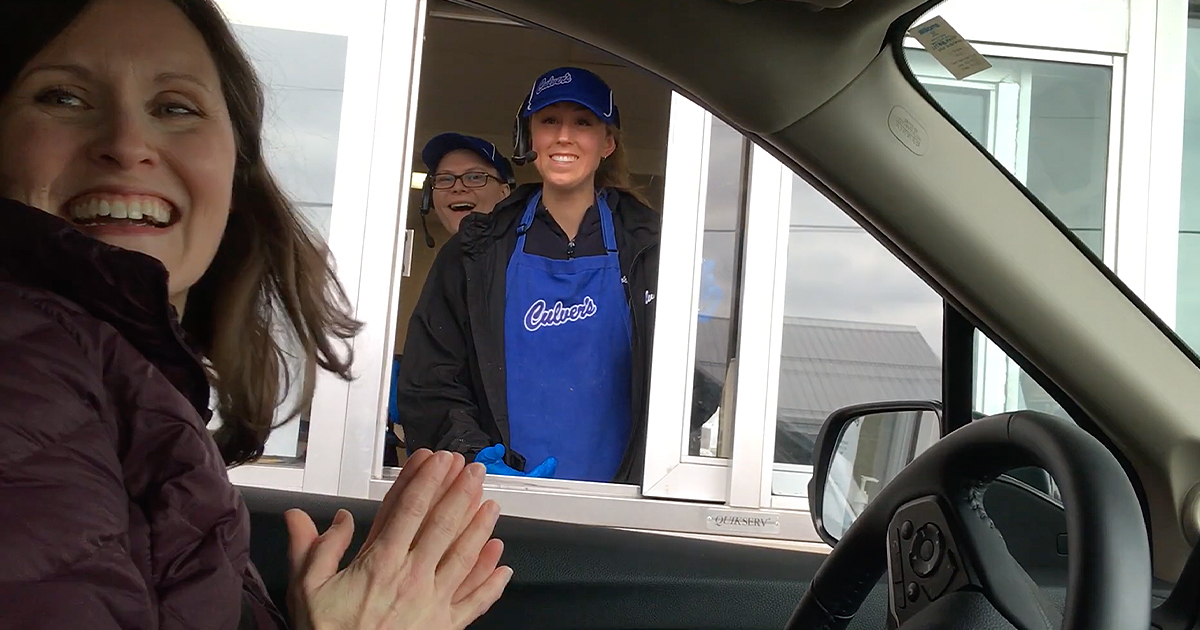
[0, 199, 286, 629]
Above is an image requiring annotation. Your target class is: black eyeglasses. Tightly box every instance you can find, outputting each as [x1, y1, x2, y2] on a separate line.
[430, 172, 503, 190]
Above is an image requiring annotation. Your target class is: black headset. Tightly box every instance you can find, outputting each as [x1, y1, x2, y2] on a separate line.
[418, 175, 436, 248]
[511, 100, 537, 167]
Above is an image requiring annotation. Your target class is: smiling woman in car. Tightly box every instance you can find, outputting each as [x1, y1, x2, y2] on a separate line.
[398, 66, 671, 483]
[0, 0, 510, 628]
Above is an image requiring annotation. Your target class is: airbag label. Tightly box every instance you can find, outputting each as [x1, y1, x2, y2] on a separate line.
[889, 106, 928, 156]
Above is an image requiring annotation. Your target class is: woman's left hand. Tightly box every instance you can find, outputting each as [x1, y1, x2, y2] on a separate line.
[284, 449, 511, 630]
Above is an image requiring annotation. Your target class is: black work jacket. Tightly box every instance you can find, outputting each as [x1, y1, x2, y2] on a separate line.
[398, 184, 720, 482]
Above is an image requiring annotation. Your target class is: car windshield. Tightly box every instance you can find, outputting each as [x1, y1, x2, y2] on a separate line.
[900, 9, 1200, 419]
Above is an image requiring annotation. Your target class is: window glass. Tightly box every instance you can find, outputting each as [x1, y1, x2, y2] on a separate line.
[906, 49, 1113, 421]
[909, 51, 1112, 256]
[770, 175, 944, 498]
[692, 119, 750, 458]
[231, 24, 348, 463]
[1177, 20, 1200, 352]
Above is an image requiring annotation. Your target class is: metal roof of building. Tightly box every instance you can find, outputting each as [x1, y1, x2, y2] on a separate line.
[693, 315, 941, 464]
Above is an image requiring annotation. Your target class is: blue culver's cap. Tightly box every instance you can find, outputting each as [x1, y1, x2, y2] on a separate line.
[522, 66, 620, 128]
[421, 132, 515, 183]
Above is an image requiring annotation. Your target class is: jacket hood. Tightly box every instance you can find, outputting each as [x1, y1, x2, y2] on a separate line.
[0, 198, 212, 421]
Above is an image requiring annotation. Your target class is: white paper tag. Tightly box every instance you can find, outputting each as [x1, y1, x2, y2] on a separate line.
[908, 16, 992, 80]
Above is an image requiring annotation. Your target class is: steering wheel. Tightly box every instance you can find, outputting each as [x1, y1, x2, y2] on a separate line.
[787, 411, 1152, 630]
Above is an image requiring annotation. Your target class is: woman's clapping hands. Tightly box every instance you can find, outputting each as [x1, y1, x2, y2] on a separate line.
[285, 449, 510, 630]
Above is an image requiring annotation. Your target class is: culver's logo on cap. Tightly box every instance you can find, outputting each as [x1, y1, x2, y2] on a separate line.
[535, 72, 573, 95]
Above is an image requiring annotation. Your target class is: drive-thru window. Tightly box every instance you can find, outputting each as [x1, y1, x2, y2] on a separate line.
[221, 0, 1189, 547]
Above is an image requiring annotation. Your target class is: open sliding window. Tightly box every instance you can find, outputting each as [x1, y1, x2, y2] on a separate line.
[219, 0, 406, 496]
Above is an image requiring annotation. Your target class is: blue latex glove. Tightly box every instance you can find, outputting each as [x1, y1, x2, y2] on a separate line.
[473, 444, 557, 478]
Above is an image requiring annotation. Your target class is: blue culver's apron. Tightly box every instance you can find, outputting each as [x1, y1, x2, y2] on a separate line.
[504, 190, 633, 482]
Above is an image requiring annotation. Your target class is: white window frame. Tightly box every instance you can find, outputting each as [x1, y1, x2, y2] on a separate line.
[727, 146, 792, 510]
[332, 0, 430, 499]
[220, 0, 392, 495]
[1125, 0, 1187, 329]
[906, 44, 1123, 417]
[640, 93, 732, 502]
[642, 108, 797, 508]
[347, 31, 824, 541]
[903, 41, 1126, 281]
[910, 73, 1022, 416]
[759, 44, 1123, 509]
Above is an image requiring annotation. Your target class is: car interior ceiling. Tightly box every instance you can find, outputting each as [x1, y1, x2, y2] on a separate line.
[239, 0, 1200, 627]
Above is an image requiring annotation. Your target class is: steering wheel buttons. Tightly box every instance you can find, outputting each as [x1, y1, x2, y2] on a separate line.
[922, 549, 959, 600]
[888, 531, 905, 583]
[909, 523, 945, 578]
[888, 497, 977, 626]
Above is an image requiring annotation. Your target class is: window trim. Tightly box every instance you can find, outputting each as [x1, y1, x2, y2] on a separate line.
[942, 304, 976, 433]
[1122, 3, 1187, 328]
[906, 48, 1125, 417]
[908, 40, 1125, 271]
[211, 0, 395, 495]
[218, 0, 370, 35]
[968, 50, 1121, 416]
[904, 39, 1123, 273]
[640, 92, 732, 502]
[330, 0, 429, 498]
[228, 464, 305, 492]
[889, 23, 1157, 545]
[1104, 57, 1125, 270]
[728, 145, 792, 509]
[368, 471, 824, 545]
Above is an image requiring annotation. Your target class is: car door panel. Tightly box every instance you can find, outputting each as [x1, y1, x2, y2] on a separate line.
[242, 486, 1083, 630]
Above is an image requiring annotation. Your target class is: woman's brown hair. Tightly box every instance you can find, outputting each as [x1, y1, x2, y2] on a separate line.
[1, 0, 362, 466]
[596, 126, 651, 207]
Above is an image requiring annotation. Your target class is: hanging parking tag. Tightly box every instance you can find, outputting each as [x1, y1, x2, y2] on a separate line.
[908, 17, 991, 80]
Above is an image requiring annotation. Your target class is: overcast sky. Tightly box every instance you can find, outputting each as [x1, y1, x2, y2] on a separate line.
[695, 119, 944, 360]
[784, 177, 943, 357]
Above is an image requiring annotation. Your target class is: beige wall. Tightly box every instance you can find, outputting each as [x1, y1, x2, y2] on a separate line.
[395, 187, 451, 355]
[413, 6, 672, 180]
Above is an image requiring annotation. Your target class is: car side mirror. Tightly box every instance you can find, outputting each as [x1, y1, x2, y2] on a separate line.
[808, 400, 943, 546]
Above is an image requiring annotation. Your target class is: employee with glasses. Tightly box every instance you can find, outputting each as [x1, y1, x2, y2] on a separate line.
[398, 67, 720, 483]
[385, 133, 516, 468]
[418, 132, 515, 243]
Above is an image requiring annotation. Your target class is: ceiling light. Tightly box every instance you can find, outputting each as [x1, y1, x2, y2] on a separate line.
[410, 172, 427, 190]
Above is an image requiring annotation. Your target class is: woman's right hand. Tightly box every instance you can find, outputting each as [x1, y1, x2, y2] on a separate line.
[284, 449, 512, 630]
